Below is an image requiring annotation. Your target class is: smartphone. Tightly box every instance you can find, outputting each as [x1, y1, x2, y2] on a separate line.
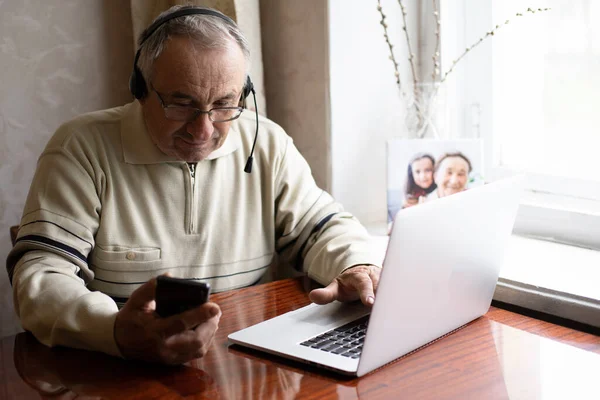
[155, 276, 211, 318]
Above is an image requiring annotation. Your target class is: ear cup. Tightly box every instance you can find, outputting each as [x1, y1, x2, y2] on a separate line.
[129, 63, 148, 100]
[128, 68, 137, 98]
[242, 76, 254, 99]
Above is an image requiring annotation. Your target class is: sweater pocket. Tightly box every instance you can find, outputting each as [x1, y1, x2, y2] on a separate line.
[90, 245, 162, 272]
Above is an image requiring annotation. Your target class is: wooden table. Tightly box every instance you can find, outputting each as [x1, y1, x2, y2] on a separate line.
[1, 278, 600, 399]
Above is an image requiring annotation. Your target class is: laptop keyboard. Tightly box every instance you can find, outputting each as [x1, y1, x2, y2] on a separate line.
[299, 315, 369, 359]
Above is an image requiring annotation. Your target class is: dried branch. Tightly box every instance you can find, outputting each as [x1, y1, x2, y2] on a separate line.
[377, 0, 404, 95]
[440, 7, 551, 83]
[397, 0, 418, 91]
[376, 2, 550, 138]
[431, 0, 441, 81]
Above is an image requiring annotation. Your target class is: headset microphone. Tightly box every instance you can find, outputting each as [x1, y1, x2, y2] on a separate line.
[244, 85, 259, 174]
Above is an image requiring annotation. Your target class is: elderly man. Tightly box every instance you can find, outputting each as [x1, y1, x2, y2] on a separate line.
[6, 5, 381, 365]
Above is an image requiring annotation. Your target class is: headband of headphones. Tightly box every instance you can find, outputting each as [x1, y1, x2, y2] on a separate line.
[129, 6, 253, 100]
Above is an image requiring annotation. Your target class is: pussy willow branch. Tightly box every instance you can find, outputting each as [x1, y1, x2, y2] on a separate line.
[377, 0, 404, 95]
[397, 0, 418, 92]
[440, 7, 551, 83]
[431, 0, 441, 81]
[378, 3, 551, 90]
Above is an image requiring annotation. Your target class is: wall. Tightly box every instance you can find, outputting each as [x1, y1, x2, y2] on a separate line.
[0, 0, 133, 338]
[329, 0, 415, 225]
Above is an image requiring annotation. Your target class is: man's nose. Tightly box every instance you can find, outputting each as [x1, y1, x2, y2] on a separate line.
[186, 112, 214, 141]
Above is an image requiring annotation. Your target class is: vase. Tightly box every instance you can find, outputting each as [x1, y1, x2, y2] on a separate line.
[402, 83, 447, 139]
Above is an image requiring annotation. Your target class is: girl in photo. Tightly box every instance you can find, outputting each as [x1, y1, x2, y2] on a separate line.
[403, 153, 437, 208]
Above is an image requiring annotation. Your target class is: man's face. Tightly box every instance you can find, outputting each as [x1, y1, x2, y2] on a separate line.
[411, 157, 434, 189]
[435, 156, 469, 197]
[140, 36, 247, 162]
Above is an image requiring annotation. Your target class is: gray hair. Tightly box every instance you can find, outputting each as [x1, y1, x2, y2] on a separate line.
[137, 5, 251, 86]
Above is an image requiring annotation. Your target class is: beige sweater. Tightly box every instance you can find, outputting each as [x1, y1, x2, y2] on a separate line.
[6, 101, 379, 357]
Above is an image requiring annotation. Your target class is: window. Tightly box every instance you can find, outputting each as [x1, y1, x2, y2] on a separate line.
[442, 0, 600, 249]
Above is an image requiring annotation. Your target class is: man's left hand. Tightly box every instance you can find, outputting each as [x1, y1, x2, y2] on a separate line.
[308, 265, 381, 307]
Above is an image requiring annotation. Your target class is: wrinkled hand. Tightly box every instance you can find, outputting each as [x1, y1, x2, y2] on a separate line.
[309, 265, 381, 307]
[114, 277, 221, 365]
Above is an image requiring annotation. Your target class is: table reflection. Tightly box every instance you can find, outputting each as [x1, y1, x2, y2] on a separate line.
[492, 323, 600, 400]
[345, 318, 510, 399]
[13, 332, 218, 399]
[12, 317, 600, 400]
[6, 277, 600, 400]
[227, 343, 360, 399]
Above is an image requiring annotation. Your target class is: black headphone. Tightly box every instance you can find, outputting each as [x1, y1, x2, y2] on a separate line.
[129, 6, 259, 173]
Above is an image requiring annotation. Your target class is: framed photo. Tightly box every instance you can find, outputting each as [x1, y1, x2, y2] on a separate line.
[386, 139, 484, 223]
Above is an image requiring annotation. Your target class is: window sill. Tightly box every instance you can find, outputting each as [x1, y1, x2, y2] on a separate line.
[366, 226, 600, 329]
[494, 235, 600, 329]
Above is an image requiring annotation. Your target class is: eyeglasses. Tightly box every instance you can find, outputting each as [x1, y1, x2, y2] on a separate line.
[152, 89, 243, 123]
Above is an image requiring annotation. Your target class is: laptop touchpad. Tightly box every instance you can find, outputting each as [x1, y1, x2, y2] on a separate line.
[291, 302, 369, 326]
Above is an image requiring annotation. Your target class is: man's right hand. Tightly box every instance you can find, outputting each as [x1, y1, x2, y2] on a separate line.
[114, 277, 221, 365]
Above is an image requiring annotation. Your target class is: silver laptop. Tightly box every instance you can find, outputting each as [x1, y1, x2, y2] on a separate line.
[229, 177, 524, 377]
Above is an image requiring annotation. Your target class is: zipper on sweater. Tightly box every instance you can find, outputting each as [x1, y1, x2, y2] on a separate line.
[188, 163, 197, 233]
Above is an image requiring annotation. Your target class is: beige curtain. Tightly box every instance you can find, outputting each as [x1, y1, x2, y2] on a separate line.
[130, 0, 266, 115]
